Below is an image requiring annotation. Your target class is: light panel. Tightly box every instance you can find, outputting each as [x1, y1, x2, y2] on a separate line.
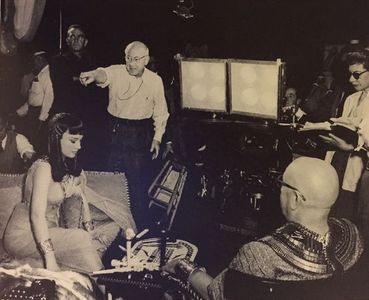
[229, 60, 281, 120]
[180, 59, 227, 113]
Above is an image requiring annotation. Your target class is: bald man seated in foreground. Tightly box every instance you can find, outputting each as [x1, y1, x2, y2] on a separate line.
[163, 157, 363, 300]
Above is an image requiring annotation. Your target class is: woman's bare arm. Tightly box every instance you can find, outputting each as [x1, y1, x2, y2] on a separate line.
[30, 162, 60, 271]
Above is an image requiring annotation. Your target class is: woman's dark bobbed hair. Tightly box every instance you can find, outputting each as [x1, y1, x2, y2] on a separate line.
[48, 113, 84, 182]
[346, 49, 369, 70]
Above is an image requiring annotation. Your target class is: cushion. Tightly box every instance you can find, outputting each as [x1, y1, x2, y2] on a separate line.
[0, 173, 25, 189]
[0, 264, 99, 300]
[0, 173, 25, 238]
[62, 171, 131, 229]
[85, 171, 130, 207]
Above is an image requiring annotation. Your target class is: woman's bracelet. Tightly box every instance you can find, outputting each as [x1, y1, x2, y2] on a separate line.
[176, 259, 206, 281]
[38, 238, 54, 255]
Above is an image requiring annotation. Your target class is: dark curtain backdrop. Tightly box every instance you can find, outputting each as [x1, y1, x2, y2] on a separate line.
[1, 0, 369, 113]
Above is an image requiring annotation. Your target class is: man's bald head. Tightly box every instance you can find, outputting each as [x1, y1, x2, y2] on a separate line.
[283, 157, 339, 209]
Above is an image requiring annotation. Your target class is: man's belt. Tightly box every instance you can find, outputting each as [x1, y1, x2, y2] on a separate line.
[110, 115, 152, 127]
[27, 105, 41, 117]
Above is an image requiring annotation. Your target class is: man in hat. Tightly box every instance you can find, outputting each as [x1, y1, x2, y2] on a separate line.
[16, 51, 53, 151]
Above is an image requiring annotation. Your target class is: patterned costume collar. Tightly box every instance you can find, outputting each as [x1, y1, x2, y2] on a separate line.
[261, 218, 359, 275]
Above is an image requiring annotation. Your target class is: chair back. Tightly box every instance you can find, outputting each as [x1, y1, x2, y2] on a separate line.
[224, 270, 347, 300]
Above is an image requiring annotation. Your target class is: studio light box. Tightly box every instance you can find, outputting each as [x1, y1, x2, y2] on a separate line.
[179, 58, 227, 113]
[228, 59, 284, 120]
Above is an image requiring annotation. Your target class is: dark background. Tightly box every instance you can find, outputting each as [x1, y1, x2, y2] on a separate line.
[2, 0, 369, 111]
[1, 0, 368, 134]
[9, 0, 369, 90]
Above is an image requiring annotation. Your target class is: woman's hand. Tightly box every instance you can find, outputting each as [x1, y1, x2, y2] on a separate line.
[319, 133, 355, 151]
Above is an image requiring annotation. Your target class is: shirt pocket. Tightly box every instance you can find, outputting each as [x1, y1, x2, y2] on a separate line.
[144, 93, 153, 104]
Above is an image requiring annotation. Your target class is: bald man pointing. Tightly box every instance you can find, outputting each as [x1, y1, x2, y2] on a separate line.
[79, 41, 169, 229]
[163, 157, 363, 300]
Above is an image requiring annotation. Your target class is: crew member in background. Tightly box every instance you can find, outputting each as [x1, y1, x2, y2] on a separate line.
[296, 71, 345, 123]
[16, 51, 53, 152]
[79, 41, 169, 230]
[0, 114, 35, 173]
[294, 71, 346, 159]
[50, 24, 94, 117]
[50, 24, 108, 169]
[281, 87, 302, 123]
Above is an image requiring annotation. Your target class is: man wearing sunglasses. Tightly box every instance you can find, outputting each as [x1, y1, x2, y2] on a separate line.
[320, 50, 369, 222]
[79, 41, 169, 230]
[163, 157, 363, 300]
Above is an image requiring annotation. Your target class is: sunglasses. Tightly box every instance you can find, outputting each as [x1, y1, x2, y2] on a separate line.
[350, 70, 369, 80]
[276, 175, 306, 202]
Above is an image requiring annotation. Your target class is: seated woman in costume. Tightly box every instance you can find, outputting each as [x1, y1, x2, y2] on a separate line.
[3, 113, 136, 273]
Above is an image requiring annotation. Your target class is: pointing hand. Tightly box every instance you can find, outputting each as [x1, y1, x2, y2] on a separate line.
[79, 71, 95, 86]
